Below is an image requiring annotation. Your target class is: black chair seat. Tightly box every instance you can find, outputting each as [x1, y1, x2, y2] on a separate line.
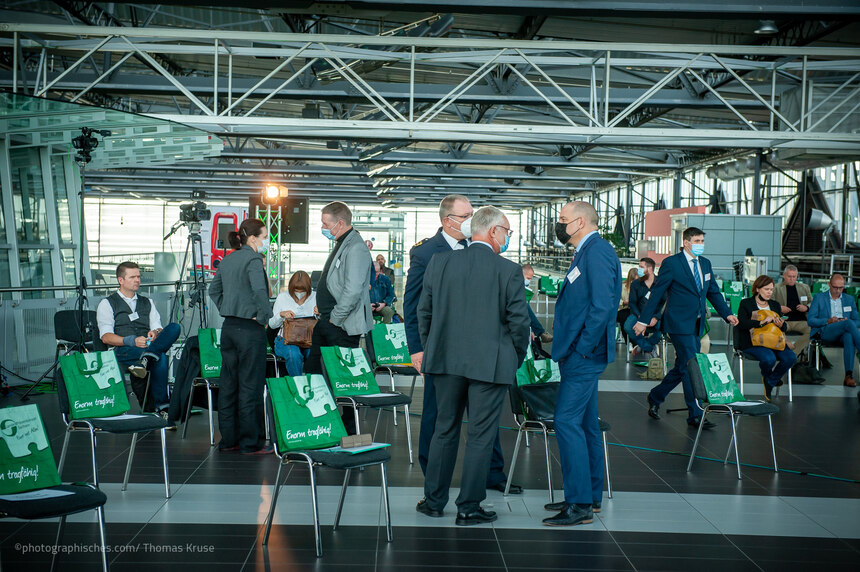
[85, 413, 169, 433]
[377, 365, 418, 376]
[721, 402, 780, 416]
[292, 447, 392, 470]
[0, 484, 107, 520]
[345, 393, 411, 407]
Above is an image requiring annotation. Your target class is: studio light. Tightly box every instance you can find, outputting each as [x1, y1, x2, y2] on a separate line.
[262, 184, 285, 206]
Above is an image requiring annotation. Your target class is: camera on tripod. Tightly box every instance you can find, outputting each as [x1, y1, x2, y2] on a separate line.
[179, 201, 211, 223]
[72, 127, 112, 164]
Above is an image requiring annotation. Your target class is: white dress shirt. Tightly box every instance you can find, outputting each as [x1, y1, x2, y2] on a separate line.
[97, 290, 163, 339]
[269, 291, 318, 329]
[441, 229, 469, 251]
[830, 295, 844, 319]
[683, 249, 704, 286]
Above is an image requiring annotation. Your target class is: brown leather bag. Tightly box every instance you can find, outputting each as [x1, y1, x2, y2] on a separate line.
[750, 308, 786, 351]
[281, 318, 317, 349]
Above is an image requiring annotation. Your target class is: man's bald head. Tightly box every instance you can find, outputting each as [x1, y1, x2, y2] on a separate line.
[561, 201, 599, 228]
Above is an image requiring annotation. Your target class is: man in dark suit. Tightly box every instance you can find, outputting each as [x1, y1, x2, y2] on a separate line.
[415, 206, 530, 526]
[543, 202, 621, 527]
[404, 195, 519, 493]
[634, 227, 739, 428]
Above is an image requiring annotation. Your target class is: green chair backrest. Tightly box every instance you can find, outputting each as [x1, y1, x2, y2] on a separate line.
[321, 346, 382, 396]
[369, 323, 412, 366]
[0, 404, 62, 494]
[267, 375, 348, 453]
[58, 351, 131, 419]
[723, 281, 743, 295]
[198, 328, 222, 378]
[812, 281, 830, 295]
[525, 287, 534, 303]
[538, 276, 561, 297]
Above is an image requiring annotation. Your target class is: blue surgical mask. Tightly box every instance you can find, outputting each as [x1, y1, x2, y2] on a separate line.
[499, 233, 510, 254]
[637, 267, 646, 278]
[257, 237, 270, 254]
[691, 243, 705, 257]
[321, 227, 336, 240]
[524, 279, 531, 288]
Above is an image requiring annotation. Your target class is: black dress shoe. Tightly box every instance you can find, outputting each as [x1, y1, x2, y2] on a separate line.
[416, 498, 443, 518]
[545, 500, 601, 513]
[455, 507, 497, 526]
[688, 417, 716, 430]
[542, 504, 593, 526]
[647, 395, 661, 420]
[490, 481, 522, 494]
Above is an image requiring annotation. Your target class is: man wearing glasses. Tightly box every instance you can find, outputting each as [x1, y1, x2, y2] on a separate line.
[404, 195, 521, 497]
[808, 273, 860, 387]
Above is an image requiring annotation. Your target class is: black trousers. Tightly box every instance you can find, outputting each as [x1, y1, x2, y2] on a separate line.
[424, 375, 509, 514]
[218, 317, 267, 452]
[304, 317, 361, 374]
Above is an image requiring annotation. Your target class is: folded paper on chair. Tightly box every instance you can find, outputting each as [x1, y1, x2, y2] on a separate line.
[340, 434, 373, 448]
[320, 442, 391, 455]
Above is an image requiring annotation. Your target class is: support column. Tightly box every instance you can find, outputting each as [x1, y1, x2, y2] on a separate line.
[752, 151, 763, 215]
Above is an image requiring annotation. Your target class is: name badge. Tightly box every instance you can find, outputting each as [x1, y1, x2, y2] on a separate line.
[704, 273, 711, 281]
[645, 291, 651, 300]
[800, 296, 808, 302]
[335, 259, 341, 269]
[128, 312, 140, 321]
[567, 267, 581, 283]
[844, 306, 852, 313]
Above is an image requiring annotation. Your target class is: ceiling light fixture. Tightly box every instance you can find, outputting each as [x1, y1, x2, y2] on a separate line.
[755, 20, 778, 35]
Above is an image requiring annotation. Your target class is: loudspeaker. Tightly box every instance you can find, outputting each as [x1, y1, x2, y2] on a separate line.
[248, 197, 309, 244]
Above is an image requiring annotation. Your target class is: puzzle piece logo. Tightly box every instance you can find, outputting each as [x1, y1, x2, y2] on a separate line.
[0, 405, 49, 458]
[82, 354, 122, 390]
[338, 348, 371, 377]
[707, 356, 734, 386]
[384, 326, 407, 350]
[302, 375, 337, 418]
[213, 329, 222, 348]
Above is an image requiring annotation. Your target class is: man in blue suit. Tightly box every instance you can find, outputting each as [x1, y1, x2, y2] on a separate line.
[807, 273, 860, 387]
[634, 227, 739, 428]
[404, 195, 519, 493]
[543, 201, 621, 527]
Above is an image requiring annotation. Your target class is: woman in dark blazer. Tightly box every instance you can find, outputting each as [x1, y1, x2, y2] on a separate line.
[736, 275, 797, 401]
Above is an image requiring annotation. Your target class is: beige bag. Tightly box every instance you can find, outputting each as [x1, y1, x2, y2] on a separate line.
[750, 309, 786, 351]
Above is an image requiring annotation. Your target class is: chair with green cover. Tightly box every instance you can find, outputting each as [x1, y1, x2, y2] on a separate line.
[0, 404, 108, 571]
[262, 374, 392, 557]
[365, 323, 419, 444]
[56, 350, 171, 499]
[182, 328, 222, 445]
[686, 353, 780, 480]
[320, 346, 413, 463]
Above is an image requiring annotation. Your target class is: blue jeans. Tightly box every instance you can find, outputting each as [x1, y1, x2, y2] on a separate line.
[528, 305, 545, 336]
[742, 346, 797, 387]
[819, 320, 860, 372]
[649, 332, 702, 422]
[623, 315, 662, 353]
[273, 336, 310, 377]
[114, 322, 180, 410]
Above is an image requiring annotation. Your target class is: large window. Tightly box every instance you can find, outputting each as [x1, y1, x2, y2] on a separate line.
[10, 148, 48, 244]
[51, 155, 74, 244]
[18, 248, 53, 298]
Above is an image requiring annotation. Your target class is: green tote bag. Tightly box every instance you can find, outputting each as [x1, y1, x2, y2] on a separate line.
[0, 404, 62, 494]
[320, 347, 382, 396]
[370, 323, 412, 366]
[267, 375, 348, 452]
[695, 353, 745, 404]
[198, 328, 222, 378]
[59, 351, 130, 419]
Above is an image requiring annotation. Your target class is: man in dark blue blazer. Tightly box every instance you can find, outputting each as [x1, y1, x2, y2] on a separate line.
[807, 273, 860, 387]
[403, 195, 518, 493]
[543, 201, 621, 527]
[634, 227, 738, 427]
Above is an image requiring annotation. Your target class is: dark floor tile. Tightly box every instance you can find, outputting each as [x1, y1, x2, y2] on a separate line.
[627, 556, 760, 572]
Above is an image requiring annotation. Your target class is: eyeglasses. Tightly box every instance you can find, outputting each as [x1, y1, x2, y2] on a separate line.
[447, 213, 471, 220]
[831, 285, 845, 290]
[495, 225, 514, 238]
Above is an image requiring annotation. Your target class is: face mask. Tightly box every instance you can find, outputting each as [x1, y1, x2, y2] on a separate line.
[458, 217, 473, 239]
[321, 227, 336, 240]
[496, 232, 510, 254]
[524, 279, 531, 287]
[295, 291, 306, 300]
[555, 221, 573, 245]
[637, 267, 646, 278]
[257, 237, 270, 254]
[690, 243, 705, 257]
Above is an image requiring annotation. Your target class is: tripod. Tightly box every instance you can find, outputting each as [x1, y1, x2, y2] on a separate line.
[167, 222, 208, 330]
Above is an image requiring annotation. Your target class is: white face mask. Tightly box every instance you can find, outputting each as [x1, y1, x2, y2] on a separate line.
[459, 217, 473, 238]
[295, 291, 306, 300]
[257, 237, 270, 254]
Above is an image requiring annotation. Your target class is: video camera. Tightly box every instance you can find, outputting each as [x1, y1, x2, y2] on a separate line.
[179, 201, 211, 223]
[72, 127, 112, 164]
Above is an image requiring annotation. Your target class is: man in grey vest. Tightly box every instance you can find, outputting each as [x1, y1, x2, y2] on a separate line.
[97, 261, 180, 417]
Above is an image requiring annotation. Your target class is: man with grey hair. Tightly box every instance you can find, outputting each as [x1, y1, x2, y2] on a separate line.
[773, 264, 812, 357]
[416, 206, 530, 525]
[404, 195, 519, 494]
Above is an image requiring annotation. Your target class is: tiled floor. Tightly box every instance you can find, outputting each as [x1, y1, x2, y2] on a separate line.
[1, 339, 859, 571]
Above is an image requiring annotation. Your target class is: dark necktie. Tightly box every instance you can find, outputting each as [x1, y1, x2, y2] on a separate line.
[457, 239, 468, 248]
[692, 258, 703, 291]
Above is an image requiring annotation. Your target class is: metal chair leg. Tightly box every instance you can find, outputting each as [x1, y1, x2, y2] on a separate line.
[262, 461, 285, 545]
[387, 371, 398, 426]
[724, 416, 739, 464]
[122, 433, 137, 492]
[403, 403, 413, 464]
[264, 385, 270, 441]
[788, 367, 793, 402]
[161, 428, 171, 498]
[96, 505, 108, 572]
[525, 431, 530, 447]
[58, 428, 71, 477]
[505, 426, 525, 496]
[730, 413, 742, 479]
[380, 462, 393, 543]
[542, 425, 553, 503]
[738, 353, 745, 395]
[207, 384, 215, 446]
[333, 469, 351, 531]
[50, 515, 66, 572]
[182, 382, 196, 440]
[309, 464, 323, 558]
[602, 430, 612, 499]
[767, 416, 779, 472]
[686, 410, 707, 472]
[373, 408, 383, 437]
[89, 429, 99, 486]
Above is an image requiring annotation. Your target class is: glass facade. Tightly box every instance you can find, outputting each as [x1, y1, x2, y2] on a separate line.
[10, 148, 49, 244]
[51, 155, 74, 244]
[18, 248, 53, 299]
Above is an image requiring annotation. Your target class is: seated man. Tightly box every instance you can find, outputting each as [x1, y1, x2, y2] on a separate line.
[370, 260, 395, 323]
[522, 264, 552, 343]
[808, 273, 859, 387]
[96, 261, 181, 416]
[376, 253, 396, 290]
[773, 264, 811, 357]
[625, 257, 665, 357]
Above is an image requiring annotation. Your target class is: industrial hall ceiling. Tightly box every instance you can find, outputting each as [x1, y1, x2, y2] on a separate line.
[2, 1, 860, 208]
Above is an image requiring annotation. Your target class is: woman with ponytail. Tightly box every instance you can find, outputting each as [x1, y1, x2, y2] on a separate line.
[208, 218, 274, 454]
